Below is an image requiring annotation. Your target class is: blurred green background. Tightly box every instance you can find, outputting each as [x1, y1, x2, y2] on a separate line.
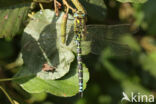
[0, 0, 156, 104]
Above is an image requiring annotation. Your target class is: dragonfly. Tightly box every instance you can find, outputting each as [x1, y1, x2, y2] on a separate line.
[66, 12, 132, 97]
[73, 11, 86, 98]
[22, 11, 132, 96]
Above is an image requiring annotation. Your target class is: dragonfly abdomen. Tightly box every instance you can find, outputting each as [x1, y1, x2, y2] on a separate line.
[76, 33, 83, 97]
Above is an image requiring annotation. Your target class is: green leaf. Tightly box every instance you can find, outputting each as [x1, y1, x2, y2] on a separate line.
[16, 62, 89, 97]
[116, 0, 147, 3]
[0, 3, 30, 40]
[21, 10, 76, 80]
[30, 92, 47, 102]
[139, 52, 156, 77]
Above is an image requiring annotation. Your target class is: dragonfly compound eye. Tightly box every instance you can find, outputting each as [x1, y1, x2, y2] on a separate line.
[74, 11, 85, 18]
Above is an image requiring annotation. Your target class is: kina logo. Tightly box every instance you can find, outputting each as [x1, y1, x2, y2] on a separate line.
[121, 92, 154, 103]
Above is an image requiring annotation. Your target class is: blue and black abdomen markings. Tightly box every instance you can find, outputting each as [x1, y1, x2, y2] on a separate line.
[74, 11, 86, 97]
[76, 33, 83, 94]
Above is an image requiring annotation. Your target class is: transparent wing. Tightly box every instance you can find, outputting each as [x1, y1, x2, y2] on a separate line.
[85, 24, 132, 56]
[86, 24, 130, 41]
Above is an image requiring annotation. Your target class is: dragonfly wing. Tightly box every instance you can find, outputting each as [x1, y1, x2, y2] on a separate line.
[86, 24, 131, 41]
[91, 39, 131, 56]
[86, 24, 132, 56]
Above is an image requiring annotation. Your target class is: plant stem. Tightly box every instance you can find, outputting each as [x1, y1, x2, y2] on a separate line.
[63, 0, 76, 13]
[0, 86, 15, 104]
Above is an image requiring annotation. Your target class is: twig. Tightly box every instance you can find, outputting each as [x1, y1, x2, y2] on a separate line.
[66, 7, 69, 15]
[56, 1, 62, 9]
[63, 0, 76, 13]
[54, 0, 59, 16]
[0, 86, 15, 104]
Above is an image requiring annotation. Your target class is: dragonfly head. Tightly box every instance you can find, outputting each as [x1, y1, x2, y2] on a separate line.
[74, 11, 85, 19]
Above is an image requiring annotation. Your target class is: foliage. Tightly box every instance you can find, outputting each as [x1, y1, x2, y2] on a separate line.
[134, 0, 156, 34]
[0, 0, 156, 104]
[0, 0, 31, 40]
